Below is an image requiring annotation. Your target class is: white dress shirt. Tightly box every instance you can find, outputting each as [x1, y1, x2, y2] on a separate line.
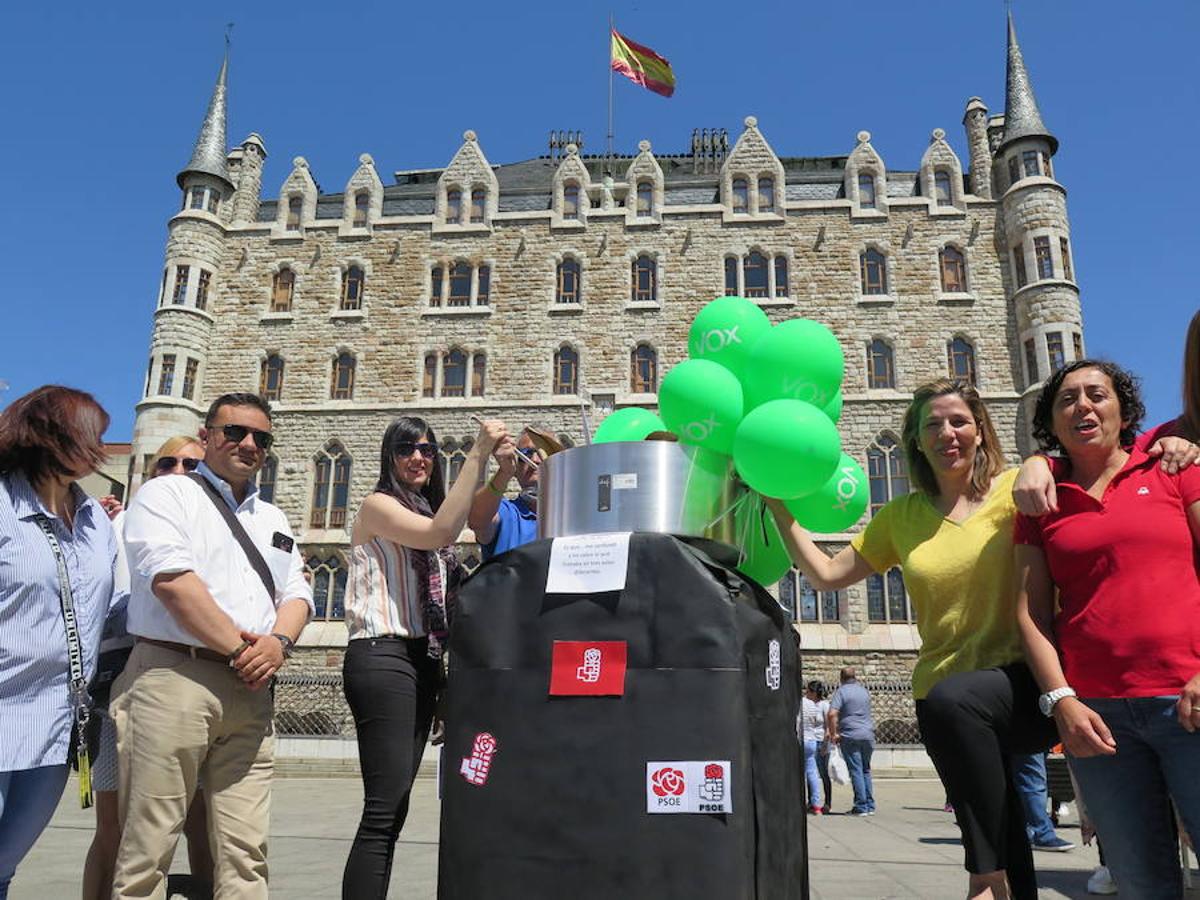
[123, 463, 313, 646]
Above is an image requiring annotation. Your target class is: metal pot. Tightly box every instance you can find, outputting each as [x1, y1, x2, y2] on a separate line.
[538, 441, 745, 544]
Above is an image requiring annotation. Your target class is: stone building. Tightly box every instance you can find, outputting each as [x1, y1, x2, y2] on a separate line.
[130, 14, 1083, 695]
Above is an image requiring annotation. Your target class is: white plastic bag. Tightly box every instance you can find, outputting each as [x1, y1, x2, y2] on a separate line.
[829, 744, 851, 786]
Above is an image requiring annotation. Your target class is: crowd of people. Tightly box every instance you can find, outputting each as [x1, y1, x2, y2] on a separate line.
[0, 313, 1197, 899]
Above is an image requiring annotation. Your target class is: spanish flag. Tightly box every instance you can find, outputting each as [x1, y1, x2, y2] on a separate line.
[611, 29, 676, 97]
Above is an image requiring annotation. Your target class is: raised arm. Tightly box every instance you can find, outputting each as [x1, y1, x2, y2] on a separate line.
[467, 439, 518, 546]
[765, 499, 875, 591]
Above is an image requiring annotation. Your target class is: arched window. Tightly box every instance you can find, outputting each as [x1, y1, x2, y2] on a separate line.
[353, 191, 369, 227]
[757, 177, 775, 213]
[260, 354, 285, 402]
[439, 436, 473, 490]
[743, 251, 768, 298]
[557, 257, 581, 303]
[476, 264, 490, 305]
[636, 181, 653, 216]
[471, 353, 487, 397]
[331, 352, 355, 400]
[865, 435, 910, 622]
[443, 349, 467, 398]
[271, 268, 294, 312]
[286, 196, 302, 231]
[631, 344, 657, 394]
[866, 340, 895, 390]
[422, 352, 437, 398]
[470, 189, 486, 224]
[631, 255, 656, 303]
[553, 345, 578, 395]
[258, 455, 278, 503]
[774, 256, 789, 297]
[311, 442, 352, 529]
[306, 554, 347, 620]
[934, 171, 953, 206]
[445, 189, 462, 224]
[860, 248, 888, 295]
[947, 337, 977, 384]
[563, 183, 580, 220]
[341, 265, 364, 310]
[448, 261, 472, 307]
[724, 257, 738, 295]
[430, 266, 444, 307]
[858, 174, 876, 209]
[731, 178, 749, 212]
[940, 246, 967, 293]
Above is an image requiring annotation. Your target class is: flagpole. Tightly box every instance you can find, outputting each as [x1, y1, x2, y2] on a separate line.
[607, 13, 614, 175]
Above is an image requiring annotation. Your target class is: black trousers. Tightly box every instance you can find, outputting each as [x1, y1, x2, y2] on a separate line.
[916, 662, 1058, 900]
[342, 636, 440, 900]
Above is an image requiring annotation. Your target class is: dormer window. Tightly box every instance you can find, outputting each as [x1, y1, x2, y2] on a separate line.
[353, 191, 369, 228]
[934, 171, 953, 206]
[858, 174, 876, 209]
[286, 196, 302, 231]
[470, 189, 486, 224]
[636, 181, 653, 217]
[563, 183, 581, 220]
[446, 190, 462, 224]
[731, 178, 749, 213]
[757, 177, 775, 214]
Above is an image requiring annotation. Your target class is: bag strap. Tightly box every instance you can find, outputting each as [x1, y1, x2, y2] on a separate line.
[186, 472, 276, 600]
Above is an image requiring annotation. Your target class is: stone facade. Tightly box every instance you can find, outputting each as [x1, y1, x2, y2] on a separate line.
[131, 19, 1082, 694]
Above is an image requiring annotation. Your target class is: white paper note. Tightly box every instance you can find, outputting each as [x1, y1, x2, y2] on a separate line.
[545, 532, 632, 594]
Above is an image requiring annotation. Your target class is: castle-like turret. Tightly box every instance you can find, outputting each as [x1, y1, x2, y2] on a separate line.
[994, 13, 1083, 451]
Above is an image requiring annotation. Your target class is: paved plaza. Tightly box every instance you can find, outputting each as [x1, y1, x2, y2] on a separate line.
[14, 774, 1198, 899]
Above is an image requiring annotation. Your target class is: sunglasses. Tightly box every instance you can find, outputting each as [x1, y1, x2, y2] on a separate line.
[220, 423, 274, 451]
[155, 456, 201, 473]
[394, 441, 439, 459]
[516, 447, 541, 467]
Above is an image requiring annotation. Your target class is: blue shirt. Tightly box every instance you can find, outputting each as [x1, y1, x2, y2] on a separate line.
[0, 472, 119, 770]
[481, 496, 538, 561]
[830, 681, 875, 742]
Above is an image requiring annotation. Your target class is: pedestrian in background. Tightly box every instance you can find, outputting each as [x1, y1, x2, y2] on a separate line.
[798, 682, 826, 814]
[828, 668, 876, 816]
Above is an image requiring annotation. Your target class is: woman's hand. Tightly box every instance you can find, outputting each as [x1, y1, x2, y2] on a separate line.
[1053, 697, 1116, 757]
[1147, 437, 1200, 474]
[1013, 455, 1057, 516]
[1176, 673, 1200, 732]
[473, 419, 509, 457]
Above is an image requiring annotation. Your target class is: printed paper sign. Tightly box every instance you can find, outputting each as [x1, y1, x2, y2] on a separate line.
[545, 532, 631, 594]
[646, 760, 733, 814]
[549, 641, 628, 696]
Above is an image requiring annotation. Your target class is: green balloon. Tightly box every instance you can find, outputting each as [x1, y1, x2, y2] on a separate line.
[659, 359, 744, 456]
[688, 296, 772, 379]
[592, 407, 666, 444]
[742, 319, 844, 410]
[734, 494, 794, 587]
[784, 453, 869, 533]
[733, 399, 842, 500]
[822, 391, 844, 424]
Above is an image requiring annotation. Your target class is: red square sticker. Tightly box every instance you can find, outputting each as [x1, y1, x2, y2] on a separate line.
[549, 641, 627, 696]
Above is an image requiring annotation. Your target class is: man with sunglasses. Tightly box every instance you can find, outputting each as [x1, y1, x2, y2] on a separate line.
[468, 426, 547, 561]
[113, 393, 313, 899]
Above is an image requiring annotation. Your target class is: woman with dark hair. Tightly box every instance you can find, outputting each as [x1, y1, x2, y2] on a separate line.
[769, 378, 1056, 900]
[0, 386, 120, 899]
[1015, 359, 1200, 899]
[802, 680, 832, 814]
[342, 415, 508, 898]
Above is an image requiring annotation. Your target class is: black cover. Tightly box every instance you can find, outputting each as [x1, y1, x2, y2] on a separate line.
[438, 533, 806, 900]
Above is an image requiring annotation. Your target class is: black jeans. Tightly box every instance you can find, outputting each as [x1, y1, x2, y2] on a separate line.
[342, 636, 440, 900]
[916, 662, 1058, 900]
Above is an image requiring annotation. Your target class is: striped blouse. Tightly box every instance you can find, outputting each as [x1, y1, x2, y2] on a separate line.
[345, 536, 445, 640]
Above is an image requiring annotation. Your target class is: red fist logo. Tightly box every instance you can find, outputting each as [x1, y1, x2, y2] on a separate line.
[652, 767, 686, 797]
[704, 763, 722, 780]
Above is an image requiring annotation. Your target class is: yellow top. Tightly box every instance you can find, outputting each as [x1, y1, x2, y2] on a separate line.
[850, 467, 1024, 700]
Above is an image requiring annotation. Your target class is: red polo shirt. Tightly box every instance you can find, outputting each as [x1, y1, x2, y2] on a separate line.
[1014, 447, 1200, 698]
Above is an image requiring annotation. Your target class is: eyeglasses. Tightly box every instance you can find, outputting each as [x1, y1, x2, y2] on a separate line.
[154, 456, 201, 473]
[394, 441, 439, 459]
[516, 447, 541, 468]
[220, 424, 274, 451]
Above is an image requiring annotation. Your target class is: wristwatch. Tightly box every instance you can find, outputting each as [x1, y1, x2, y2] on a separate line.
[271, 633, 295, 658]
[1038, 686, 1076, 717]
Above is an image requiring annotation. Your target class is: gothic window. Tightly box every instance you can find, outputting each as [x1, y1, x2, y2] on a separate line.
[631, 344, 657, 394]
[1007, 156, 1021, 189]
[353, 191, 369, 227]
[422, 353, 437, 398]
[743, 251, 768, 298]
[1024, 338, 1039, 387]
[939, 246, 967, 293]
[158, 354, 176, 395]
[934, 170, 953, 206]
[331, 352, 356, 400]
[557, 257, 581, 303]
[866, 340, 895, 390]
[563, 183, 581, 220]
[757, 177, 775, 213]
[181, 358, 199, 401]
[731, 177, 749, 213]
[1072, 332, 1083, 361]
[724, 257, 738, 295]
[172, 265, 190, 304]
[866, 435, 910, 623]
[779, 570, 842, 623]
[430, 266, 444, 307]
[554, 345, 578, 395]
[867, 566, 911, 624]
[774, 256, 789, 297]
[258, 455, 277, 503]
[637, 181, 653, 216]
[858, 174, 876, 209]
[442, 349, 467, 398]
[260, 354, 284, 402]
[311, 442, 351, 529]
[476, 265, 490, 305]
[440, 437, 473, 490]
[272, 268, 294, 312]
[947, 337, 977, 385]
[471, 353, 487, 397]
[470, 189, 486, 224]
[1013, 245, 1028, 288]
[631, 255, 656, 303]
[1046, 332, 1066, 373]
[448, 261, 472, 307]
[1022, 150, 1040, 177]
[1059, 238, 1073, 281]
[306, 554, 348, 620]
[1034, 236, 1054, 280]
[195, 269, 211, 311]
[341, 265, 364, 310]
[446, 189, 462, 224]
[286, 196, 302, 231]
[860, 249, 887, 295]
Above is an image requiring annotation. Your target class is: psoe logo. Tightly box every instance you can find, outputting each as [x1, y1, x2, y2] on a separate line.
[577, 647, 602, 683]
[460, 732, 498, 787]
[766, 639, 781, 691]
[651, 766, 686, 804]
[699, 763, 726, 803]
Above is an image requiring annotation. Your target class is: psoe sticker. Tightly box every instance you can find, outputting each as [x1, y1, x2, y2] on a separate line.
[460, 732, 498, 786]
[646, 760, 733, 814]
[766, 639, 781, 691]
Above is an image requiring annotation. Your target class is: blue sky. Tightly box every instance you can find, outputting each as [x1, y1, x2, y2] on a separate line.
[1, 0, 1195, 440]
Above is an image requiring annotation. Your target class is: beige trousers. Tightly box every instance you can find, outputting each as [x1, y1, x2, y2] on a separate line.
[110, 641, 274, 900]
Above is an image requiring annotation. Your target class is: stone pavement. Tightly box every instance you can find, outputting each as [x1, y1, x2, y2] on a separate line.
[14, 775, 1199, 899]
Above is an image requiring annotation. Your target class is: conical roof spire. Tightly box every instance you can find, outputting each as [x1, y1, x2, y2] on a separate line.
[1000, 12, 1057, 154]
[177, 49, 232, 189]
